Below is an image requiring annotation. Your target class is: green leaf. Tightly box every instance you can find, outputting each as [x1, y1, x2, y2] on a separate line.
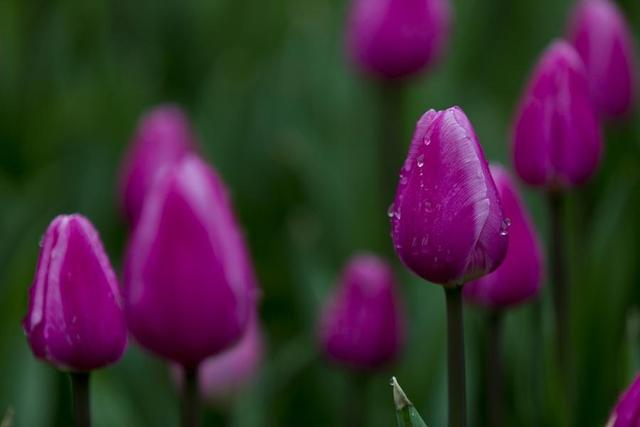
[391, 377, 428, 427]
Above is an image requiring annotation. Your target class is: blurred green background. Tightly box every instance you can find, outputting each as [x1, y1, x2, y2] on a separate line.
[1, 0, 640, 425]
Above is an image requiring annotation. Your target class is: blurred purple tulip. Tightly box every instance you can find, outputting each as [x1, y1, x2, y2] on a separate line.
[512, 40, 602, 189]
[568, 0, 637, 119]
[464, 164, 544, 308]
[390, 107, 508, 286]
[347, 0, 451, 79]
[607, 374, 640, 427]
[119, 104, 195, 226]
[24, 214, 127, 371]
[319, 254, 404, 370]
[175, 310, 263, 405]
[124, 154, 256, 367]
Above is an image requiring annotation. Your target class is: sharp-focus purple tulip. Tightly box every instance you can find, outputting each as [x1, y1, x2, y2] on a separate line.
[124, 154, 255, 367]
[347, 0, 451, 79]
[390, 107, 508, 286]
[119, 104, 195, 226]
[512, 40, 602, 189]
[23, 214, 127, 371]
[319, 254, 404, 370]
[463, 164, 544, 308]
[607, 374, 640, 427]
[568, 0, 637, 119]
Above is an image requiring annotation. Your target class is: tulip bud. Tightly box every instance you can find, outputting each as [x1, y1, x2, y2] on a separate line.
[463, 164, 543, 308]
[347, 0, 451, 79]
[23, 214, 127, 371]
[119, 104, 195, 226]
[390, 107, 508, 286]
[606, 374, 640, 427]
[512, 40, 602, 189]
[319, 254, 404, 370]
[568, 0, 637, 119]
[124, 154, 255, 367]
[175, 311, 263, 405]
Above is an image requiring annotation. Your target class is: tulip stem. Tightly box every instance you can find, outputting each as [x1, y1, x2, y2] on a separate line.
[444, 286, 467, 427]
[548, 191, 569, 380]
[378, 81, 405, 214]
[487, 310, 504, 427]
[70, 372, 91, 427]
[181, 365, 200, 427]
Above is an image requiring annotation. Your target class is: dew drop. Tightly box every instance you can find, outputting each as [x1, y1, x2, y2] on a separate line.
[424, 137, 432, 146]
[416, 154, 424, 168]
[500, 217, 512, 236]
[424, 201, 433, 212]
[387, 204, 395, 218]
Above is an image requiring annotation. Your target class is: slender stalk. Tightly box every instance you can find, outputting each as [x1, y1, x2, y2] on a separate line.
[345, 373, 369, 427]
[181, 365, 200, 427]
[487, 310, 504, 427]
[378, 80, 405, 209]
[548, 191, 569, 378]
[445, 286, 467, 427]
[531, 300, 542, 427]
[70, 372, 90, 427]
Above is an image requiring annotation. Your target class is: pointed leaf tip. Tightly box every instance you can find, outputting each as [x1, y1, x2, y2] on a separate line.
[391, 376, 412, 410]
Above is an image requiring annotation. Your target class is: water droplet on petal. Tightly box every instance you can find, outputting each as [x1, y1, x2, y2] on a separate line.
[416, 154, 424, 168]
[500, 217, 511, 236]
[387, 204, 395, 218]
[424, 201, 433, 212]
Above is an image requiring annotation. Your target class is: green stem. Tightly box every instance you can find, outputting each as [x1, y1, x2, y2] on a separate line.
[487, 310, 504, 427]
[531, 299, 543, 426]
[345, 373, 369, 427]
[181, 365, 201, 427]
[445, 286, 467, 427]
[70, 372, 90, 427]
[548, 192, 569, 383]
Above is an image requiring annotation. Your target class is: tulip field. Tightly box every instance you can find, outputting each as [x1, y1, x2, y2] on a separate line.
[1, 0, 640, 426]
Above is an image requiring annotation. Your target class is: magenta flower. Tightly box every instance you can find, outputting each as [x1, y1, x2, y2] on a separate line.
[119, 104, 195, 226]
[512, 40, 602, 189]
[347, 0, 451, 79]
[124, 154, 256, 367]
[319, 254, 404, 370]
[568, 0, 637, 119]
[464, 164, 544, 308]
[23, 214, 127, 371]
[607, 374, 640, 427]
[390, 107, 508, 286]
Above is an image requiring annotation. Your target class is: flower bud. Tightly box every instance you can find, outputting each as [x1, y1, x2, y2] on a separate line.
[124, 154, 255, 367]
[177, 310, 263, 405]
[606, 374, 640, 427]
[463, 164, 543, 308]
[319, 254, 404, 370]
[347, 0, 451, 79]
[23, 214, 127, 371]
[390, 107, 508, 286]
[568, 0, 637, 119]
[119, 104, 195, 226]
[512, 40, 602, 189]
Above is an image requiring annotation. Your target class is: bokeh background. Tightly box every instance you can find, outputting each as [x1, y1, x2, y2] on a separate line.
[1, 0, 640, 425]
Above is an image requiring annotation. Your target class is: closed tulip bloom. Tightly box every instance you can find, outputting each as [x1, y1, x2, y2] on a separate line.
[607, 374, 640, 427]
[390, 107, 508, 286]
[568, 0, 637, 119]
[180, 311, 263, 405]
[124, 154, 255, 367]
[319, 254, 404, 370]
[119, 104, 195, 226]
[23, 214, 127, 371]
[347, 0, 451, 79]
[463, 164, 543, 308]
[512, 41, 602, 189]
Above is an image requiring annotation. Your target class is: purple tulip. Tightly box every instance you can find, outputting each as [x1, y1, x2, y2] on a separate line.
[463, 164, 544, 308]
[23, 214, 127, 371]
[319, 254, 404, 370]
[175, 310, 263, 405]
[568, 0, 637, 119]
[390, 107, 508, 286]
[607, 374, 640, 427]
[119, 104, 195, 226]
[512, 40, 602, 189]
[124, 154, 256, 367]
[347, 0, 451, 79]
